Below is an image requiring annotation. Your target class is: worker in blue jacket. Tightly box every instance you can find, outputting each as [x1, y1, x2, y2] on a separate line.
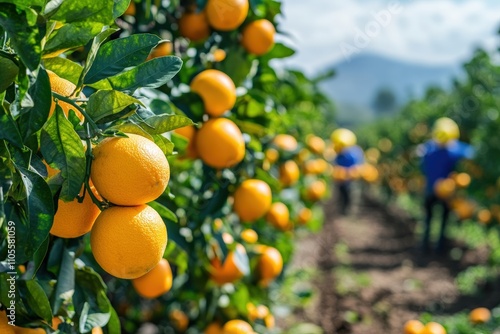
[418, 117, 474, 254]
[331, 128, 364, 215]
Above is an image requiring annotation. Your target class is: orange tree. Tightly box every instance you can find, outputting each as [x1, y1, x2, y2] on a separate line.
[0, 0, 336, 333]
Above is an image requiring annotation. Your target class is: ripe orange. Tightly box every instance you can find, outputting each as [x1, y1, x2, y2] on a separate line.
[257, 246, 283, 286]
[47, 70, 84, 122]
[147, 42, 172, 60]
[213, 49, 226, 62]
[51, 317, 62, 330]
[403, 319, 424, 334]
[222, 319, 255, 334]
[196, 118, 245, 169]
[450, 198, 475, 220]
[264, 148, 279, 164]
[210, 243, 247, 285]
[247, 304, 269, 321]
[0, 310, 14, 334]
[91, 133, 170, 206]
[266, 202, 290, 231]
[453, 172, 471, 188]
[272, 134, 297, 151]
[420, 322, 446, 334]
[90, 205, 167, 279]
[306, 179, 327, 201]
[297, 207, 312, 225]
[50, 185, 101, 238]
[178, 11, 210, 42]
[205, 322, 223, 334]
[91, 328, 103, 334]
[469, 307, 491, 324]
[190, 69, 236, 117]
[132, 258, 173, 299]
[434, 178, 456, 199]
[240, 229, 258, 243]
[264, 314, 275, 328]
[279, 160, 300, 187]
[477, 209, 492, 224]
[169, 310, 189, 332]
[123, 1, 136, 15]
[206, 0, 249, 31]
[306, 135, 326, 155]
[361, 164, 379, 183]
[233, 179, 272, 222]
[331, 166, 348, 182]
[303, 159, 328, 175]
[240, 19, 275, 56]
[174, 125, 198, 159]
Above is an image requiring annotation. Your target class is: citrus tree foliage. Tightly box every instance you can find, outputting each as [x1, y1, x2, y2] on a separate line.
[0, 0, 335, 333]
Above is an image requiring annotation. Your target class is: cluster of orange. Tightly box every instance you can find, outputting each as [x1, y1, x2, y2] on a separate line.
[403, 307, 491, 334]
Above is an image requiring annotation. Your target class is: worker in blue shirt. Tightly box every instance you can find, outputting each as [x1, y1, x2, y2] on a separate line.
[331, 128, 364, 215]
[418, 117, 474, 254]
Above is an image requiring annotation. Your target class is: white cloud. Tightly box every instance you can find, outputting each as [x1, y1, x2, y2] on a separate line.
[276, 0, 500, 74]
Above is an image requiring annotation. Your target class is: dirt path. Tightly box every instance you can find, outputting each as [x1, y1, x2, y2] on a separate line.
[287, 188, 500, 334]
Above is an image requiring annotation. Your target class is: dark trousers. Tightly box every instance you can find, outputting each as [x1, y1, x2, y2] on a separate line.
[338, 182, 351, 215]
[422, 194, 450, 252]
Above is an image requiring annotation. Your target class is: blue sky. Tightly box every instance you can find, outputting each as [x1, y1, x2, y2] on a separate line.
[277, 0, 500, 74]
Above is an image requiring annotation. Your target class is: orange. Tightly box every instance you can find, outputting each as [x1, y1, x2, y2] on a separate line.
[178, 11, 210, 42]
[174, 125, 198, 159]
[47, 70, 84, 122]
[91, 133, 170, 206]
[297, 148, 311, 163]
[264, 314, 275, 328]
[403, 319, 424, 334]
[132, 258, 173, 298]
[233, 179, 272, 222]
[266, 202, 290, 231]
[272, 134, 297, 151]
[361, 164, 379, 183]
[51, 317, 62, 330]
[169, 310, 189, 332]
[247, 304, 269, 321]
[297, 207, 312, 225]
[190, 69, 236, 117]
[477, 209, 492, 224]
[469, 307, 491, 324]
[434, 178, 455, 200]
[450, 198, 475, 220]
[303, 159, 328, 175]
[147, 42, 172, 60]
[306, 135, 325, 155]
[279, 160, 300, 186]
[210, 243, 247, 285]
[264, 148, 279, 164]
[123, 1, 136, 15]
[454, 172, 471, 188]
[50, 185, 101, 238]
[420, 322, 446, 334]
[92, 328, 103, 334]
[306, 179, 327, 201]
[240, 229, 258, 243]
[206, 0, 249, 31]
[332, 166, 348, 182]
[196, 118, 245, 169]
[222, 319, 255, 334]
[90, 205, 167, 279]
[240, 19, 275, 56]
[205, 322, 223, 334]
[257, 246, 283, 286]
[0, 310, 14, 334]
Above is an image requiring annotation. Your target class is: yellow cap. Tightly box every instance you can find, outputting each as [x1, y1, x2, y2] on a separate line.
[331, 128, 356, 152]
[432, 117, 459, 144]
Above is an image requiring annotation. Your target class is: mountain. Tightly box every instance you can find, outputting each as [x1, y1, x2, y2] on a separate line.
[319, 53, 462, 126]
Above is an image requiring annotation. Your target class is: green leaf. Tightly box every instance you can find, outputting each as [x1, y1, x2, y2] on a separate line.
[13, 166, 54, 264]
[0, 55, 19, 93]
[263, 42, 295, 60]
[43, 57, 83, 85]
[74, 266, 111, 332]
[85, 34, 162, 84]
[218, 47, 253, 87]
[50, 0, 114, 24]
[106, 306, 121, 334]
[140, 114, 194, 134]
[113, 0, 131, 18]
[149, 201, 178, 223]
[40, 106, 86, 201]
[86, 90, 141, 122]
[93, 56, 183, 92]
[51, 244, 75, 314]
[30, 236, 49, 277]
[0, 141, 14, 197]
[0, 4, 42, 70]
[151, 134, 175, 155]
[18, 69, 52, 140]
[23, 280, 53, 323]
[0, 104, 23, 149]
